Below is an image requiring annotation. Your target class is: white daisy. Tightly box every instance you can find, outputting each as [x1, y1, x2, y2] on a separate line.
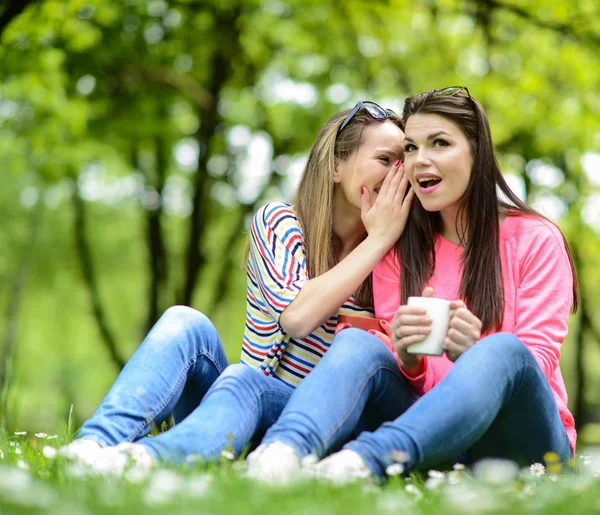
[42, 446, 58, 459]
[529, 463, 545, 477]
[428, 469, 444, 479]
[220, 450, 235, 461]
[385, 463, 404, 476]
[35, 433, 48, 439]
[404, 483, 423, 500]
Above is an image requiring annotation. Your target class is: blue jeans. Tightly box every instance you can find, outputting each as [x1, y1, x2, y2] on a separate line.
[262, 329, 572, 478]
[78, 306, 293, 464]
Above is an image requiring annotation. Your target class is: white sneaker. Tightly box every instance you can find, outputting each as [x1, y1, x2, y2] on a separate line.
[246, 442, 302, 484]
[60, 439, 154, 478]
[59, 438, 103, 462]
[308, 450, 373, 485]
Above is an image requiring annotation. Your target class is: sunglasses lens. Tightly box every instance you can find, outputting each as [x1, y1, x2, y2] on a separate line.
[363, 102, 387, 119]
[439, 86, 464, 96]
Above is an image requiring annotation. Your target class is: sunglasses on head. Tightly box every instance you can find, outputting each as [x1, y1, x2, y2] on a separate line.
[435, 85, 476, 111]
[337, 101, 397, 135]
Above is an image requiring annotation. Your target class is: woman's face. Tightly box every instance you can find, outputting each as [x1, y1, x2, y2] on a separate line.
[334, 121, 405, 210]
[403, 113, 473, 216]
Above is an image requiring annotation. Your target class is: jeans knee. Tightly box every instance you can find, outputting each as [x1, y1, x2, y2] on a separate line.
[217, 364, 264, 393]
[151, 306, 220, 353]
[470, 333, 532, 368]
[162, 305, 211, 328]
[328, 329, 393, 367]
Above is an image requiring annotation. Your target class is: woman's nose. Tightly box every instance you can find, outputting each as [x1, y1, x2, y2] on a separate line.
[414, 148, 431, 167]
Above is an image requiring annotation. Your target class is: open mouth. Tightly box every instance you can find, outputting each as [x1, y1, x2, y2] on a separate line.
[417, 177, 442, 190]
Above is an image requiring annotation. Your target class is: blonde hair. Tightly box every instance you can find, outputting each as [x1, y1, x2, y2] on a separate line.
[245, 108, 403, 308]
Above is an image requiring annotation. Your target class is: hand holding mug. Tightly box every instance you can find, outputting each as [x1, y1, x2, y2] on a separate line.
[391, 286, 434, 374]
[443, 300, 482, 362]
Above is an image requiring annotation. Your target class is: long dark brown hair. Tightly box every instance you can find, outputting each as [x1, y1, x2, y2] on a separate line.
[397, 90, 579, 332]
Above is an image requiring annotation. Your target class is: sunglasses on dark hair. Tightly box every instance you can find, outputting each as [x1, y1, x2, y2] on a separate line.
[337, 101, 397, 135]
[435, 86, 476, 111]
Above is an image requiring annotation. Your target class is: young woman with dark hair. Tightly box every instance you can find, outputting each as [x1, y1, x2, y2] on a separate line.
[60, 102, 413, 474]
[247, 87, 579, 483]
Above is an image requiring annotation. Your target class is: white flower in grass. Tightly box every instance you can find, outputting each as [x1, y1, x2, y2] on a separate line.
[17, 460, 29, 471]
[186, 474, 212, 498]
[143, 470, 184, 505]
[385, 463, 404, 476]
[428, 469, 444, 479]
[443, 482, 499, 512]
[43, 446, 58, 459]
[0, 466, 57, 508]
[35, 432, 48, 439]
[376, 492, 414, 511]
[125, 466, 151, 484]
[47, 435, 58, 440]
[425, 477, 445, 490]
[404, 483, 423, 500]
[529, 462, 546, 477]
[548, 474, 559, 482]
[453, 463, 466, 470]
[14, 431, 27, 436]
[0, 449, 4, 459]
[523, 483, 536, 495]
[448, 470, 460, 485]
[473, 458, 519, 485]
[15, 448, 22, 455]
[220, 449, 235, 461]
[9, 441, 17, 447]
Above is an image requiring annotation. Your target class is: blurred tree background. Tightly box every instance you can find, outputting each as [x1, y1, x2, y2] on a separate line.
[0, 0, 599, 441]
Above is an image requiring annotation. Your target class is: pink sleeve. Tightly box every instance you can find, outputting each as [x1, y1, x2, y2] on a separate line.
[373, 249, 435, 394]
[514, 221, 573, 379]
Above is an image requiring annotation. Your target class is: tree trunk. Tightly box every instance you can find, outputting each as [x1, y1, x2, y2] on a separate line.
[144, 136, 168, 332]
[181, 6, 242, 307]
[0, 198, 43, 427]
[72, 186, 125, 370]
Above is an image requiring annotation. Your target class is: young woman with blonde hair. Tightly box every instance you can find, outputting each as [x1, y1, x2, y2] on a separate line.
[61, 102, 414, 472]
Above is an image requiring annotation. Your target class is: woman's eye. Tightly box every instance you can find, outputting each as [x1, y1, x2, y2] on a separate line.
[433, 139, 449, 147]
[378, 156, 390, 164]
[404, 144, 416, 152]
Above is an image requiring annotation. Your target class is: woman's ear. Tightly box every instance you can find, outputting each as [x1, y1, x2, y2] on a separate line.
[332, 161, 342, 184]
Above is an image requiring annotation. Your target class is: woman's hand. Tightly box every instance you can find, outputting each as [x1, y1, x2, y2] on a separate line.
[390, 287, 434, 375]
[361, 162, 414, 249]
[443, 300, 482, 362]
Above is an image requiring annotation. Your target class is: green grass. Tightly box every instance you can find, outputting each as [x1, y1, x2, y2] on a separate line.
[1, 429, 599, 515]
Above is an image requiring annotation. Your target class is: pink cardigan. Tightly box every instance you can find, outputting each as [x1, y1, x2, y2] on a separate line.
[373, 215, 576, 454]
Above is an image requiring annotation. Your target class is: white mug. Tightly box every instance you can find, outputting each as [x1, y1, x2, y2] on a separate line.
[406, 297, 452, 356]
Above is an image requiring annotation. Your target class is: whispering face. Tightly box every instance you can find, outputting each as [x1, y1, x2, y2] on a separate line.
[333, 121, 405, 210]
[403, 113, 473, 217]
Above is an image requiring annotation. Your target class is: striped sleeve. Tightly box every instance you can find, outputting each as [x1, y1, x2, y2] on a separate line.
[248, 202, 307, 322]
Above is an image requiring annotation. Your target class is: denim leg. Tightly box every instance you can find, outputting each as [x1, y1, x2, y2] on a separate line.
[261, 329, 419, 459]
[77, 306, 229, 446]
[346, 333, 572, 478]
[139, 364, 294, 464]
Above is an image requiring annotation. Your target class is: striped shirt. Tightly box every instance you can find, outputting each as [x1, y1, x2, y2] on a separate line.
[240, 202, 373, 387]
